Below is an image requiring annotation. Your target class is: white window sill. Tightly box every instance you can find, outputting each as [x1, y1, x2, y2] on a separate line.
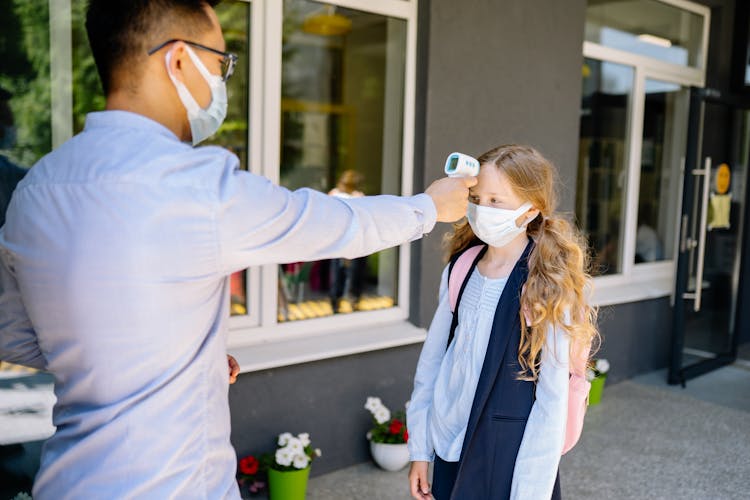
[229, 320, 427, 373]
[591, 262, 674, 307]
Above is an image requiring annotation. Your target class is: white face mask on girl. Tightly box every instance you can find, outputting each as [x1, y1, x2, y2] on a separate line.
[466, 201, 534, 248]
[166, 45, 228, 146]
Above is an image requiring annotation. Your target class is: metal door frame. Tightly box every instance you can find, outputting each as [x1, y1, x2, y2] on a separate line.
[668, 87, 749, 385]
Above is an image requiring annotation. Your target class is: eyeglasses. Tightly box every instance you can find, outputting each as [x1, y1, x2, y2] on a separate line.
[147, 39, 238, 82]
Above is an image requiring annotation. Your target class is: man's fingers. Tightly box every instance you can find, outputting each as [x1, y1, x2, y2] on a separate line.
[460, 175, 478, 187]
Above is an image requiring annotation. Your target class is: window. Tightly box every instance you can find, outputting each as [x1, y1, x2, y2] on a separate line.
[578, 0, 708, 305]
[276, 0, 407, 322]
[225, 0, 419, 348]
[578, 59, 634, 275]
[0, 0, 52, 168]
[586, 0, 706, 69]
[636, 80, 688, 265]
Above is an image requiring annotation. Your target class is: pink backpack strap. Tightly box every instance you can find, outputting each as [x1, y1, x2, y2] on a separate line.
[448, 245, 484, 312]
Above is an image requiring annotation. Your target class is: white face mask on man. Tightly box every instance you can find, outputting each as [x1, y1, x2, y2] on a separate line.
[466, 201, 534, 248]
[166, 45, 227, 146]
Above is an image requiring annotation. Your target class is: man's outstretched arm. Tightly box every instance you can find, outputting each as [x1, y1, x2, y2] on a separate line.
[212, 153, 475, 273]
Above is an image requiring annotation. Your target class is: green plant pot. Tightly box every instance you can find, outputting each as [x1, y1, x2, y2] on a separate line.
[268, 466, 310, 500]
[588, 374, 607, 405]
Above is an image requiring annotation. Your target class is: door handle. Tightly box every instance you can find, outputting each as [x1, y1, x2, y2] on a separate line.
[693, 156, 712, 312]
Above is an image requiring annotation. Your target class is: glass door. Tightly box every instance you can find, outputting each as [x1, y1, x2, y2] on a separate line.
[669, 88, 749, 385]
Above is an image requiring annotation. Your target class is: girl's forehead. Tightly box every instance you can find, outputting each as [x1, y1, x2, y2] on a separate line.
[473, 165, 512, 192]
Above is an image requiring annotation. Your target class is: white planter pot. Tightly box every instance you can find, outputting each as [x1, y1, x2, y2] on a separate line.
[370, 441, 410, 471]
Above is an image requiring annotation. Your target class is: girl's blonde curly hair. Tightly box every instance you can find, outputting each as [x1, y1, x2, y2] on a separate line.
[444, 144, 599, 380]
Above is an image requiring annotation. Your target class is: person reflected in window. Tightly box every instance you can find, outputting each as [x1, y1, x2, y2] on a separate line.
[0, 87, 27, 227]
[329, 169, 366, 312]
[635, 203, 663, 263]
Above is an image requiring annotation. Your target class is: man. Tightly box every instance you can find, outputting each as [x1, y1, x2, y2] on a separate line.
[0, 1, 474, 498]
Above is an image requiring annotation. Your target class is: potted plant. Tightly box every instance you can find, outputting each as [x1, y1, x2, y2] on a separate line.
[586, 358, 610, 405]
[236, 454, 266, 497]
[265, 432, 321, 500]
[364, 397, 410, 471]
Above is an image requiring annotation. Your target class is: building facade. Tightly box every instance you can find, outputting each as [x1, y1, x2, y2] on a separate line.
[1, 0, 748, 476]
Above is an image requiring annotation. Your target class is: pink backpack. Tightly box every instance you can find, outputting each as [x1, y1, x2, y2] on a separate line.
[447, 245, 590, 455]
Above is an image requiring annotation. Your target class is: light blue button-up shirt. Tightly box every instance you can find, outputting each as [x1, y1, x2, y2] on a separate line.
[0, 110, 437, 499]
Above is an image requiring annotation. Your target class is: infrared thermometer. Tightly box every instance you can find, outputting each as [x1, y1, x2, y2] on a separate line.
[444, 152, 479, 177]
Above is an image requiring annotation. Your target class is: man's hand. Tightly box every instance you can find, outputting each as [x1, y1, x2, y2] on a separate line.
[425, 176, 477, 223]
[227, 355, 239, 384]
[408, 461, 432, 499]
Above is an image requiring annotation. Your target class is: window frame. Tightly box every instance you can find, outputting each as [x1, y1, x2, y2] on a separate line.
[581, 0, 710, 307]
[227, 0, 421, 351]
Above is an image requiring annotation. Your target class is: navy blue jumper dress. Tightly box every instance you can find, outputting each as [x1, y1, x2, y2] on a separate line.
[431, 241, 562, 500]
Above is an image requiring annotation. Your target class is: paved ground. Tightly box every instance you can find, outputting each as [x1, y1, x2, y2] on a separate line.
[2, 358, 749, 499]
[298, 363, 750, 500]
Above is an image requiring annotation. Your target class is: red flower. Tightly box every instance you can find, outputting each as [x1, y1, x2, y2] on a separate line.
[239, 455, 259, 475]
[404, 430, 408, 442]
[389, 419, 404, 435]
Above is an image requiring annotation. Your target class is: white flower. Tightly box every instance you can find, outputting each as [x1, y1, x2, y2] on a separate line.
[275, 448, 293, 467]
[595, 359, 610, 374]
[314, 448, 322, 457]
[405, 400, 411, 410]
[364, 397, 382, 413]
[374, 406, 391, 424]
[586, 368, 596, 382]
[278, 432, 293, 447]
[293, 454, 310, 469]
[298, 432, 311, 447]
[287, 437, 304, 455]
[366, 431, 372, 441]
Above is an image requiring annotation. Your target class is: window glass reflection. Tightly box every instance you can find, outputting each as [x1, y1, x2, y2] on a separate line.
[278, 0, 406, 322]
[586, 0, 704, 68]
[577, 58, 633, 275]
[636, 80, 688, 264]
[0, 0, 51, 170]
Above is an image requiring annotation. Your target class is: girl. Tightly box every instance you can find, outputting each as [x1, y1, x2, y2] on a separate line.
[407, 145, 598, 500]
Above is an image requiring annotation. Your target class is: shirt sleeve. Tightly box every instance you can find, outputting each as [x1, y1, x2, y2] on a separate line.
[510, 322, 570, 500]
[407, 265, 452, 462]
[213, 159, 437, 274]
[0, 248, 46, 370]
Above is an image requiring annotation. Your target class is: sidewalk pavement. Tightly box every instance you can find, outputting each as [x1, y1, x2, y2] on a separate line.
[294, 362, 750, 500]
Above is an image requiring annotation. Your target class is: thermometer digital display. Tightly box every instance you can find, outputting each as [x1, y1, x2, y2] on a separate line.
[444, 152, 479, 177]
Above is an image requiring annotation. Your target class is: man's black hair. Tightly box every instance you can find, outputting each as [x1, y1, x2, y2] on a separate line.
[86, 0, 221, 94]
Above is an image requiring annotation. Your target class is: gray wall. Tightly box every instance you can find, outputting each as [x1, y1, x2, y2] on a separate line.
[594, 299, 673, 384]
[414, 0, 587, 327]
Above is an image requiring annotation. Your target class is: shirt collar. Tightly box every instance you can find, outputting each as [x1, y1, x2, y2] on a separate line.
[84, 110, 180, 142]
